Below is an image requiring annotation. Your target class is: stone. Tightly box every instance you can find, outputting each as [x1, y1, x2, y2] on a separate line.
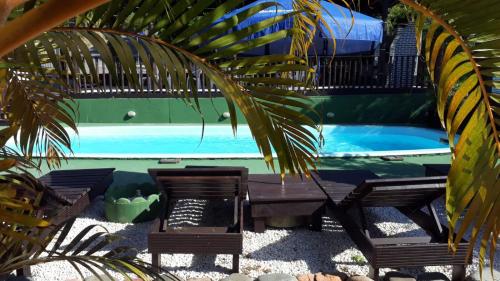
[84, 275, 118, 281]
[383, 272, 416, 281]
[328, 272, 349, 281]
[315, 273, 342, 281]
[129, 274, 183, 281]
[416, 272, 449, 281]
[241, 264, 262, 275]
[221, 274, 253, 281]
[347, 276, 373, 281]
[296, 273, 315, 281]
[258, 273, 297, 281]
[467, 267, 500, 281]
[186, 278, 212, 281]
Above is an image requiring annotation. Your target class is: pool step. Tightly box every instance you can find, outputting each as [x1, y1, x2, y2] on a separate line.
[159, 158, 181, 164]
[380, 156, 404, 161]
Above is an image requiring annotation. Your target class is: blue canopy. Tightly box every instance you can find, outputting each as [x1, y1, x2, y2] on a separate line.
[220, 0, 384, 55]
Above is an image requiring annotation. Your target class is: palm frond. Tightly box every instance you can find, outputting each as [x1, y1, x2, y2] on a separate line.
[1, 218, 178, 280]
[291, 0, 354, 59]
[0, 171, 50, 265]
[0, 60, 77, 167]
[1, 1, 176, 279]
[0, 0, 110, 58]
[402, 0, 500, 276]
[9, 0, 321, 177]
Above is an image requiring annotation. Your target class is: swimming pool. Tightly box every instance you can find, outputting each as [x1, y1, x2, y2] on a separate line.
[7, 125, 451, 158]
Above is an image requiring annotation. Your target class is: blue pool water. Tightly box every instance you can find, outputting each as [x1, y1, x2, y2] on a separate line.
[8, 125, 450, 158]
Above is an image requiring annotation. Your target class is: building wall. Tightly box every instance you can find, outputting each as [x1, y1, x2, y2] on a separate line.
[390, 22, 418, 56]
[74, 92, 437, 126]
[389, 22, 419, 88]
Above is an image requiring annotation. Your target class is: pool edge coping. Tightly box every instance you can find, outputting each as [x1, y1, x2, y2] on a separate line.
[55, 148, 451, 159]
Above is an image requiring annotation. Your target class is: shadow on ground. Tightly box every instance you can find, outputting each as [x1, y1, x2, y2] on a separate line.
[318, 157, 427, 178]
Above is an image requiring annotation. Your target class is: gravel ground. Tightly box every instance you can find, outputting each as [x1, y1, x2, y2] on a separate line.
[30, 197, 499, 281]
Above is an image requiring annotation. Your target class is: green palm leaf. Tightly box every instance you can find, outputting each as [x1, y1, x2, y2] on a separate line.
[9, 0, 320, 177]
[290, 0, 354, 59]
[0, 0, 110, 58]
[402, 0, 500, 277]
[0, 62, 77, 167]
[0, 172, 51, 267]
[0, 218, 179, 280]
[0, 1, 175, 280]
[0, 0, 320, 278]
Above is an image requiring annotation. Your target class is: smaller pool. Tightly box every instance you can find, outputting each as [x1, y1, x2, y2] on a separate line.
[6, 125, 450, 158]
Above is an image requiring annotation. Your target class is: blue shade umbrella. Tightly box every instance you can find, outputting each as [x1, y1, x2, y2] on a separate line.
[220, 0, 384, 55]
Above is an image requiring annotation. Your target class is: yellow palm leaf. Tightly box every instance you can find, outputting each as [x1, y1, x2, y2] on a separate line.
[402, 0, 500, 276]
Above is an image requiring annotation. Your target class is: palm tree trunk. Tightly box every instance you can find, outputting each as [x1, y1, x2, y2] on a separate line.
[0, 0, 109, 58]
[0, 0, 28, 25]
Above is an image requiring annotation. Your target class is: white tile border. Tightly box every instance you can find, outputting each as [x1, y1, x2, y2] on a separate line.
[66, 148, 450, 159]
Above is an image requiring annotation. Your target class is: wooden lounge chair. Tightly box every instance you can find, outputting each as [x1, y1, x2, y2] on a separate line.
[312, 169, 471, 281]
[39, 168, 115, 224]
[148, 167, 248, 273]
[16, 168, 115, 277]
[183, 165, 249, 197]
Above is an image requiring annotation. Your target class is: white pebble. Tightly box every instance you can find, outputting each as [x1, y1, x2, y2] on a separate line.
[30, 198, 497, 281]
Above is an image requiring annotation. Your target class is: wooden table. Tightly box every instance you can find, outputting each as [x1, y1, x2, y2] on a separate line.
[311, 169, 379, 205]
[248, 174, 327, 233]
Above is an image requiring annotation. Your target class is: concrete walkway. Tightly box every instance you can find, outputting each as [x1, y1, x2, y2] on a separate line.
[28, 154, 451, 187]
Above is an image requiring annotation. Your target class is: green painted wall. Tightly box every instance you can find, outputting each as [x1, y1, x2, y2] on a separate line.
[309, 93, 436, 125]
[75, 93, 436, 125]
[75, 98, 241, 124]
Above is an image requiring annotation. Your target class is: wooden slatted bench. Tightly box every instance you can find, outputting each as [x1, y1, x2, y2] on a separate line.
[39, 168, 115, 224]
[148, 167, 248, 273]
[312, 169, 471, 281]
[16, 168, 115, 277]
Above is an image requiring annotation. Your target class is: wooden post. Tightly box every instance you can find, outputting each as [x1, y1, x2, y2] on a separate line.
[451, 265, 466, 281]
[253, 217, 266, 233]
[152, 253, 161, 273]
[232, 254, 240, 273]
[368, 265, 380, 281]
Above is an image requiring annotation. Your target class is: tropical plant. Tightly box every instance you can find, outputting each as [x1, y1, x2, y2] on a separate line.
[294, 0, 500, 277]
[0, 155, 181, 280]
[1, 1, 170, 278]
[290, 0, 353, 59]
[0, 0, 321, 279]
[2, 0, 320, 175]
[2, 0, 497, 280]
[386, 3, 417, 34]
[398, 0, 500, 278]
